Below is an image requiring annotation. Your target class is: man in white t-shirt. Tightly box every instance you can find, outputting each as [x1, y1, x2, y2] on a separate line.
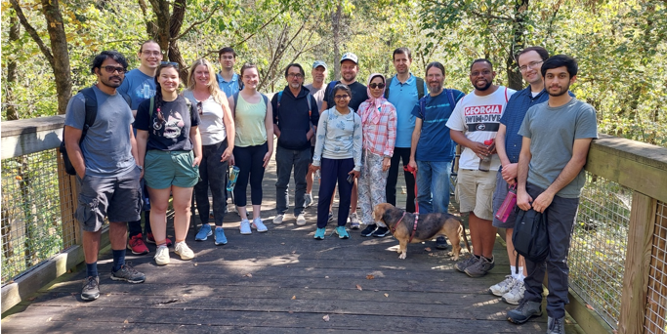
[446, 59, 516, 278]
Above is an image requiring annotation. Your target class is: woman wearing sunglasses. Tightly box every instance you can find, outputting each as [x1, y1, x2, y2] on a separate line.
[135, 62, 202, 266]
[311, 84, 362, 240]
[183, 59, 235, 246]
[357, 74, 397, 238]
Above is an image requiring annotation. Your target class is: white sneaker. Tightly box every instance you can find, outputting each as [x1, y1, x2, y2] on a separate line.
[489, 275, 516, 297]
[154, 245, 170, 266]
[296, 213, 307, 226]
[502, 280, 525, 305]
[253, 218, 268, 232]
[240, 219, 252, 234]
[273, 214, 284, 225]
[174, 242, 194, 260]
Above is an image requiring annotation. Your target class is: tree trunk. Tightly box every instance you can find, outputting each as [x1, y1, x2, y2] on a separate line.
[331, 1, 343, 81]
[41, 0, 72, 115]
[506, 0, 528, 91]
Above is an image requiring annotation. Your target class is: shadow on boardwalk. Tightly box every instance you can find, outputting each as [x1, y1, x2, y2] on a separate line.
[2, 155, 582, 333]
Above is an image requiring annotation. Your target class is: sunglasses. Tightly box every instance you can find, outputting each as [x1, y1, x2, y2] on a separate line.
[102, 66, 126, 74]
[369, 83, 385, 89]
[161, 61, 179, 69]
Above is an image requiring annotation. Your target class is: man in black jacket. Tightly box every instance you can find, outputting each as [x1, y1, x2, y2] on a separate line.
[272, 63, 320, 226]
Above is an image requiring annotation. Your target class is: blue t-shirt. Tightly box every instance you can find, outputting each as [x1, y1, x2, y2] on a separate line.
[118, 69, 156, 110]
[411, 89, 464, 162]
[386, 74, 428, 148]
[217, 72, 241, 98]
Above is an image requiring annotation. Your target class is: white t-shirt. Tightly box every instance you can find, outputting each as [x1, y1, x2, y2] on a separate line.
[183, 90, 226, 146]
[446, 86, 516, 170]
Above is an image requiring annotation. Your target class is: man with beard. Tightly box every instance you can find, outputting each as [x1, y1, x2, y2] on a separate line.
[507, 55, 597, 334]
[64, 51, 146, 302]
[304, 61, 328, 207]
[446, 59, 516, 278]
[272, 64, 320, 226]
[407, 62, 464, 221]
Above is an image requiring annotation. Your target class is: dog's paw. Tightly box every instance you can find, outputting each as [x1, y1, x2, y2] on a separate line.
[399, 253, 406, 260]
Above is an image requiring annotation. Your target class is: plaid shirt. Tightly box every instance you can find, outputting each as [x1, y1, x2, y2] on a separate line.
[358, 100, 397, 157]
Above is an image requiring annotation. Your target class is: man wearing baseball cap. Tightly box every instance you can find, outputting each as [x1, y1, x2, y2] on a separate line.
[304, 61, 329, 207]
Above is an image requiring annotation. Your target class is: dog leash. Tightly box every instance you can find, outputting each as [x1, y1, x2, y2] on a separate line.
[390, 212, 406, 234]
[390, 211, 419, 243]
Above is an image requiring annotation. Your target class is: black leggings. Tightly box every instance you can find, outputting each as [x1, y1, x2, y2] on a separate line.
[233, 143, 268, 207]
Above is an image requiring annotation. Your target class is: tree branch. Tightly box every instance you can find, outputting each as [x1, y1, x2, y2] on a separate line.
[9, 0, 54, 68]
[233, 11, 282, 47]
[471, 9, 512, 21]
[171, 4, 222, 41]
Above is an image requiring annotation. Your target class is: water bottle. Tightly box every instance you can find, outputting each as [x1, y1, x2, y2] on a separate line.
[226, 166, 240, 192]
[478, 139, 494, 172]
[495, 185, 517, 222]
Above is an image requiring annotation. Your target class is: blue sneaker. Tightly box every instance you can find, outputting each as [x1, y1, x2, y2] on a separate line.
[214, 227, 227, 245]
[195, 224, 212, 241]
[314, 227, 326, 240]
[335, 226, 350, 239]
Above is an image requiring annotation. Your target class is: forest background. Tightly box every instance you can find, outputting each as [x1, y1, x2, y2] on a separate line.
[1, 0, 666, 147]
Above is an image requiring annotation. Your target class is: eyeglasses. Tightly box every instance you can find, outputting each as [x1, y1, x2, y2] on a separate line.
[141, 50, 162, 56]
[288, 73, 303, 79]
[519, 60, 543, 72]
[334, 95, 350, 99]
[197, 101, 203, 115]
[102, 66, 126, 74]
[470, 70, 492, 77]
[161, 61, 179, 69]
[369, 83, 385, 89]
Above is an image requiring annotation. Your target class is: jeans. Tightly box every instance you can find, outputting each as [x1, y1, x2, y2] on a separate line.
[194, 140, 229, 226]
[275, 146, 311, 216]
[386, 147, 416, 213]
[416, 160, 452, 214]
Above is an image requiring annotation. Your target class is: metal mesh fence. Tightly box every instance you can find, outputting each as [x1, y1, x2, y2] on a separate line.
[569, 172, 632, 329]
[645, 201, 667, 334]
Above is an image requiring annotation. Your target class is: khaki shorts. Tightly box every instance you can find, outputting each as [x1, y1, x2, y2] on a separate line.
[455, 169, 497, 220]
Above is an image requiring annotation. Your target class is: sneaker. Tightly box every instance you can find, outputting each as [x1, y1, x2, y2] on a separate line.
[502, 280, 526, 305]
[127, 234, 149, 255]
[146, 233, 172, 247]
[327, 211, 334, 223]
[239, 219, 252, 234]
[314, 227, 326, 240]
[214, 227, 228, 245]
[435, 236, 449, 250]
[465, 256, 495, 278]
[304, 193, 313, 207]
[110, 263, 146, 283]
[296, 213, 307, 226]
[360, 224, 377, 237]
[154, 245, 170, 266]
[489, 275, 517, 297]
[273, 214, 284, 225]
[195, 224, 212, 241]
[174, 242, 195, 260]
[507, 299, 542, 324]
[335, 226, 350, 239]
[372, 226, 389, 237]
[455, 255, 480, 273]
[81, 276, 100, 301]
[348, 212, 360, 229]
[252, 218, 268, 232]
[546, 316, 565, 334]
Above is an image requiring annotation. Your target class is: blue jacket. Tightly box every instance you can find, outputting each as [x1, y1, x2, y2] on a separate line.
[272, 86, 320, 150]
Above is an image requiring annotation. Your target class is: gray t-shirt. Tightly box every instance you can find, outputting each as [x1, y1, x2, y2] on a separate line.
[518, 97, 598, 198]
[64, 85, 135, 177]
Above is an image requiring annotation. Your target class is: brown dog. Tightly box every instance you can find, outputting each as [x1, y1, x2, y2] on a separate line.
[373, 203, 470, 260]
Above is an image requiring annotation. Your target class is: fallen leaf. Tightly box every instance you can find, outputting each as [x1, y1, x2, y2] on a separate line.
[356, 284, 363, 291]
[425, 247, 432, 252]
[325, 276, 329, 279]
[244, 273, 253, 278]
[194, 263, 198, 266]
[291, 295, 296, 300]
[366, 274, 375, 280]
[123, 319, 129, 324]
[281, 242, 285, 245]
[15, 176, 22, 180]
[46, 317, 52, 322]
[586, 304, 595, 311]
[384, 293, 389, 297]
[323, 315, 330, 322]
[428, 253, 436, 257]
[292, 250, 296, 254]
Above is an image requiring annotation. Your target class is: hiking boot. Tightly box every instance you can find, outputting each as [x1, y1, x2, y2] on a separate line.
[127, 233, 149, 255]
[348, 212, 361, 229]
[214, 227, 227, 245]
[502, 280, 526, 305]
[195, 224, 212, 241]
[252, 218, 268, 232]
[154, 245, 170, 266]
[304, 193, 313, 207]
[174, 242, 195, 260]
[146, 233, 172, 247]
[314, 227, 326, 240]
[335, 226, 350, 239]
[372, 226, 390, 237]
[465, 256, 495, 278]
[435, 236, 449, 250]
[546, 316, 565, 334]
[81, 276, 100, 301]
[296, 213, 307, 226]
[507, 299, 542, 324]
[273, 214, 284, 225]
[489, 275, 516, 297]
[360, 224, 377, 237]
[455, 255, 480, 273]
[239, 219, 252, 234]
[110, 263, 146, 283]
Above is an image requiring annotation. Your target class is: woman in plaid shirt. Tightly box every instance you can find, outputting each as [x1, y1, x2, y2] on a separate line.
[358, 73, 397, 237]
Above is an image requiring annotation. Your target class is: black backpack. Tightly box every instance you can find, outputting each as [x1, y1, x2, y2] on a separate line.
[384, 75, 425, 100]
[60, 87, 131, 175]
[512, 208, 550, 270]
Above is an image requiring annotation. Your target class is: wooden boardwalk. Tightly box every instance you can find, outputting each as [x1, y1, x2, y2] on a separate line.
[2, 157, 583, 333]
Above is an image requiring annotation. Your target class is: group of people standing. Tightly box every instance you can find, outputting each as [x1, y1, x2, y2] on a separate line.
[65, 40, 597, 334]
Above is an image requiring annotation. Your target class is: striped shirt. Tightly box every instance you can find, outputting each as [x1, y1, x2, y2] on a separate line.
[358, 100, 397, 157]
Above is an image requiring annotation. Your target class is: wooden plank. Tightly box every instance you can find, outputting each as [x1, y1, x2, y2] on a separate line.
[567, 288, 614, 334]
[1, 116, 65, 159]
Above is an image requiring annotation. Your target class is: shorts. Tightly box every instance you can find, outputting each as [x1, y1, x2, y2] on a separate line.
[455, 169, 497, 221]
[75, 166, 142, 232]
[492, 172, 519, 228]
[144, 150, 199, 189]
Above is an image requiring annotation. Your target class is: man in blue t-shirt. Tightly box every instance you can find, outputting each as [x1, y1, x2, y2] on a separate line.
[216, 47, 242, 97]
[408, 62, 464, 217]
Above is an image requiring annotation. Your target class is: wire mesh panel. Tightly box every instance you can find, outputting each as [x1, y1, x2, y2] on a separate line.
[645, 201, 667, 334]
[569, 172, 632, 329]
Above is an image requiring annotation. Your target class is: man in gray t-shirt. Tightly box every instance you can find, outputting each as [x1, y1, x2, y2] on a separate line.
[507, 55, 597, 332]
[63, 51, 145, 302]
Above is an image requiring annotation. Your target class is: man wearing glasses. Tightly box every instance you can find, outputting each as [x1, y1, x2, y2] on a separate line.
[64, 51, 146, 302]
[272, 64, 320, 226]
[118, 40, 167, 256]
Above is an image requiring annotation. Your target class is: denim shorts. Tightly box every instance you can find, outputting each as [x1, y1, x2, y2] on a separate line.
[144, 150, 199, 189]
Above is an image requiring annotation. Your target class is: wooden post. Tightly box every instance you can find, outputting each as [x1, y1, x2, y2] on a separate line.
[56, 147, 81, 247]
[617, 192, 657, 334]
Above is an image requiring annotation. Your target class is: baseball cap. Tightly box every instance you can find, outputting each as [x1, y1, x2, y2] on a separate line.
[340, 52, 358, 64]
[312, 60, 328, 70]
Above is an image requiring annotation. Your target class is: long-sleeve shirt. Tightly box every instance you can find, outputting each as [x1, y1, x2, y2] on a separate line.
[312, 107, 362, 171]
[358, 100, 397, 157]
